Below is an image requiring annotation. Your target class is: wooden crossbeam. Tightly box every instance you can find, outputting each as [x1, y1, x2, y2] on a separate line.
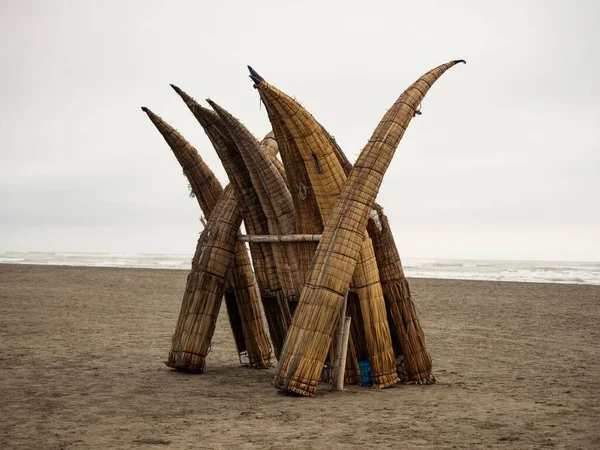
[237, 234, 322, 243]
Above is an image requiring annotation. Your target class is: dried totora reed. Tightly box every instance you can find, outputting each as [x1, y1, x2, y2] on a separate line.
[170, 85, 292, 358]
[143, 106, 271, 369]
[270, 59, 465, 396]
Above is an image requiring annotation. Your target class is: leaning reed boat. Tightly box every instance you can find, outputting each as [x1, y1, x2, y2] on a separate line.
[271, 59, 466, 396]
[170, 85, 292, 358]
[251, 71, 399, 385]
[249, 69, 363, 384]
[366, 204, 433, 383]
[142, 106, 272, 369]
[319, 114, 434, 383]
[164, 181, 246, 372]
[249, 74, 324, 288]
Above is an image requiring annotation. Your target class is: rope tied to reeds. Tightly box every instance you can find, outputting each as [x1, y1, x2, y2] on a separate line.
[297, 183, 308, 200]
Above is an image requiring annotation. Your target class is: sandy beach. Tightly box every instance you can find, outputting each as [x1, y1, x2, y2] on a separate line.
[0, 263, 598, 449]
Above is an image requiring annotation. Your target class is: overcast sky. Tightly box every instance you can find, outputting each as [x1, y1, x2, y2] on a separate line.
[1, 0, 598, 261]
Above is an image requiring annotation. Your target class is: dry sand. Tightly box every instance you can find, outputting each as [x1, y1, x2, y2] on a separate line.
[0, 264, 598, 449]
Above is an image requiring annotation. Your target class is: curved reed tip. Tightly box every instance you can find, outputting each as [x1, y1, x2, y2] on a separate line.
[141, 106, 149, 113]
[454, 59, 466, 64]
[247, 65, 263, 84]
[205, 98, 215, 107]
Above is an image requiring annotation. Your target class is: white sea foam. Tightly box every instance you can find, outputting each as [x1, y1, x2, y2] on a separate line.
[404, 259, 600, 285]
[1, 252, 599, 285]
[0, 257, 25, 263]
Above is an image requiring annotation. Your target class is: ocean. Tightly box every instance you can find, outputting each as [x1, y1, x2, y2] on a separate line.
[1, 251, 599, 285]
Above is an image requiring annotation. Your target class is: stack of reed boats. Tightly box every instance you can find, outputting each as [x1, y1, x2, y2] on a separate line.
[142, 59, 465, 396]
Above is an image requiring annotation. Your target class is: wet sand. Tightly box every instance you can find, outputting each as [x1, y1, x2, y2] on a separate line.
[1, 264, 598, 449]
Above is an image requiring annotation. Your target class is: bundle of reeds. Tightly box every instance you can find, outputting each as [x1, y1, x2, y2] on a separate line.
[367, 204, 433, 383]
[249, 74, 361, 382]
[141, 106, 271, 369]
[251, 72, 398, 386]
[170, 85, 292, 358]
[261, 131, 290, 189]
[207, 100, 303, 303]
[248, 71, 324, 287]
[260, 131, 278, 156]
[321, 114, 434, 383]
[270, 59, 465, 396]
[314, 125, 402, 379]
[164, 183, 243, 371]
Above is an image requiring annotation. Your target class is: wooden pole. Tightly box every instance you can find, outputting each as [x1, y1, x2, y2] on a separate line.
[333, 318, 352, 391]
[238, 234, 322, 243]
[333, 290, 349, 391]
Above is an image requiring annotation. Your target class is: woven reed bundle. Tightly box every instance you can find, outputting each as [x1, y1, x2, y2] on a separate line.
[367, 205, 433, 383]
[261, 131, 290, 190]
[270, 59, 465, 396]
[226, 243, 273, 368]
[252, 91, 357, 379]
[170, 85, 292, 358]
[206, 116, 294, 357]
[260, 131, 278, 156]
[247, 76, 323, 285]
[165, 183, 243, 371]
[141, 107, 271, 368]
[338, 61, 454, 379]
[275, 122, 322, 286]
[313, 125, 406, 376]
[141, 108, 222, 213]
[322, 120, 434, 383]
[211, 124, 293, 358]
[250, 73, 396, 385]
[207, 100, 303, 301]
